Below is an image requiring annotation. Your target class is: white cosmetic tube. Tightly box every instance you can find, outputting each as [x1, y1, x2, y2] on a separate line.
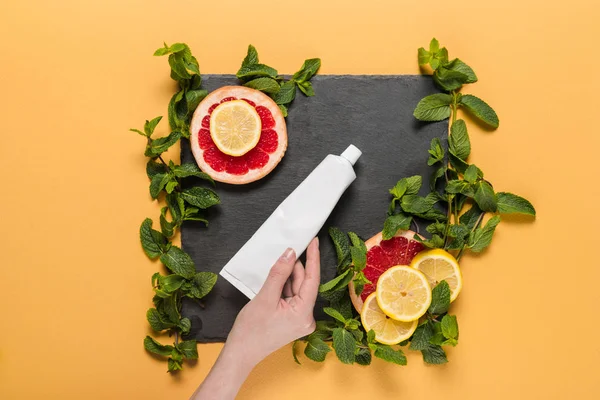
[219, 145, 362, 299]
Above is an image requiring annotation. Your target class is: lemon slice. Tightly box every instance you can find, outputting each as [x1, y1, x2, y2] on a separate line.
[210, 100, 262, 156]
[361, 293, 418, 345]
[410, 249, 462, 302]
[376, 265, 432, 322]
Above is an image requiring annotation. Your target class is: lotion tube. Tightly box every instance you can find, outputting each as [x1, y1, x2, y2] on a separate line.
[220, 145, 362, 299]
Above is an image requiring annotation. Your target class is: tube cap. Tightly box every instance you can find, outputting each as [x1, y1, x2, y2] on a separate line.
[340, 144, 362, 166]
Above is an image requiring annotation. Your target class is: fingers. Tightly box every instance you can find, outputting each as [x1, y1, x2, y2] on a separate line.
[283, 279, 293, 298]
[257, 248, 296, 304]
[299, 237, 320, 303]
[291, 260, 305, 296]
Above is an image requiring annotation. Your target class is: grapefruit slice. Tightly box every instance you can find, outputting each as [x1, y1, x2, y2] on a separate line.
[349, 230, 425, 313]
[190, 86, 287, 184]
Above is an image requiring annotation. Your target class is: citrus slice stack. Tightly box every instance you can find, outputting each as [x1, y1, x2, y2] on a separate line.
[361, 293, 418, 345]
[410, 248, 463, 302]
[349, 230, 425, 312]
[190, 86, 287, 184]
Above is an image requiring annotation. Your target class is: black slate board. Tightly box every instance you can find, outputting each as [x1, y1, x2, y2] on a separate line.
[180, 75, 446, 342]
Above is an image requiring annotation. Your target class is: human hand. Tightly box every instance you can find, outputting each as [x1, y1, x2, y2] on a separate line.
[191, 238, 320, 400]
[224, 237, 321, 367]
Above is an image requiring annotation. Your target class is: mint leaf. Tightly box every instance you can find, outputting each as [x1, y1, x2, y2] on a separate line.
[272, 80, 297, 105]
[165, 181, 178, 194]
[332, 328, 356, 364]
[185, 89, 208, 113]
[429, 38, 440, 53]
[149, 173, 170, 199]
[292, 58, 321, 82]
[167, 358, 183, 372]
[421, 345, 448, 364]
[140, 218, 168, 259]
[414, 233, 444, 249]
[147, 308, 175, 331]
[459, 94, 499, 128]
[144, 336, 174, 357]
[469, 215, 501, 252]
[319, 269, 352, 293]
[242, 45, 259, 67]
[278, 104, 288, 117]
[350, 247, 367, 271]
[143, 116, 163, 137]
[323, 307, 347, 324]
[173, 163, 214, 184]
[446, 180, 474, 197]
[474, 181, 497, 212]
[426, 221, 447, 236]
[460, 204, 483, 230]
[445, 58, 477, 83]
[428, 280, 451, 315]
[184, 272, 217, 299]
[433, 66, 469, 91]
[356, 348, 372, 366]
[297, 81, 315, 97]
[449, 152, 469, 174]
[374, 345, 407, 365]
[180, 187, 220, 209]
[352, 271, 371, 296]
[347, 232, 366, 253]
[329, 291, 354, 320]
[162, 294, 180, 324]
[382, 213, 412, 240]
[166, 192, 184, 224]
[413, 93, 452, 121]
[401, 195, 434, 214]
[449, 119, 470, 161]
[160, 274, 185, 292]
[410, 322, 435, 351]
[178, 317, 191, 335]
[441, 315, 459, 341]
[160, 246, 195, 278]
[428, 137, 445, 166]
[244, 77, 281, 94]
[446, 224, 470, 250]
[463, 164, 482, 184]
[496, 192, 536, 216]
[176, 340, 198, 359]
[146, 160, 168, 179]
[418, 47, 431, 65]
[236, 64, 278, 80]
[430, 165, 446, 191]
[396, 175, 422, 197]
[304, 336, 331, 362]
[329, 227, 351, 268]
[145, 131, 181, 158]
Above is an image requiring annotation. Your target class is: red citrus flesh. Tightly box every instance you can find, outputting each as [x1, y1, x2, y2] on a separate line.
[190, 86, 287, 184]
[349, 230, 425, 312]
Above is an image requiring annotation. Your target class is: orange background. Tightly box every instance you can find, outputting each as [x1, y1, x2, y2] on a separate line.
[1, 0, 599, 399]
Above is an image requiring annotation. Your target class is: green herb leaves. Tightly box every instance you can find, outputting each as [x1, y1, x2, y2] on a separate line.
[459, 94, 499, 128]
[133, 42, 222, 373]
[236, 45, 321, 116]
[413, 93, 452, 121]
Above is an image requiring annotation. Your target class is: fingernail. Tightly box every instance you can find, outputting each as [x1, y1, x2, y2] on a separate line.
[280, 248, 295, 262]
[314, 237, 319, 247]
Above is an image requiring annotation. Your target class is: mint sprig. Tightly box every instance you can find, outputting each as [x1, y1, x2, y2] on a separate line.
[236, 45, 321, 117]
[133, 42, 219, 373]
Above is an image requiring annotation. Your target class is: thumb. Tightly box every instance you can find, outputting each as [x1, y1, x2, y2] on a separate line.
[257, 248, 296, 303]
